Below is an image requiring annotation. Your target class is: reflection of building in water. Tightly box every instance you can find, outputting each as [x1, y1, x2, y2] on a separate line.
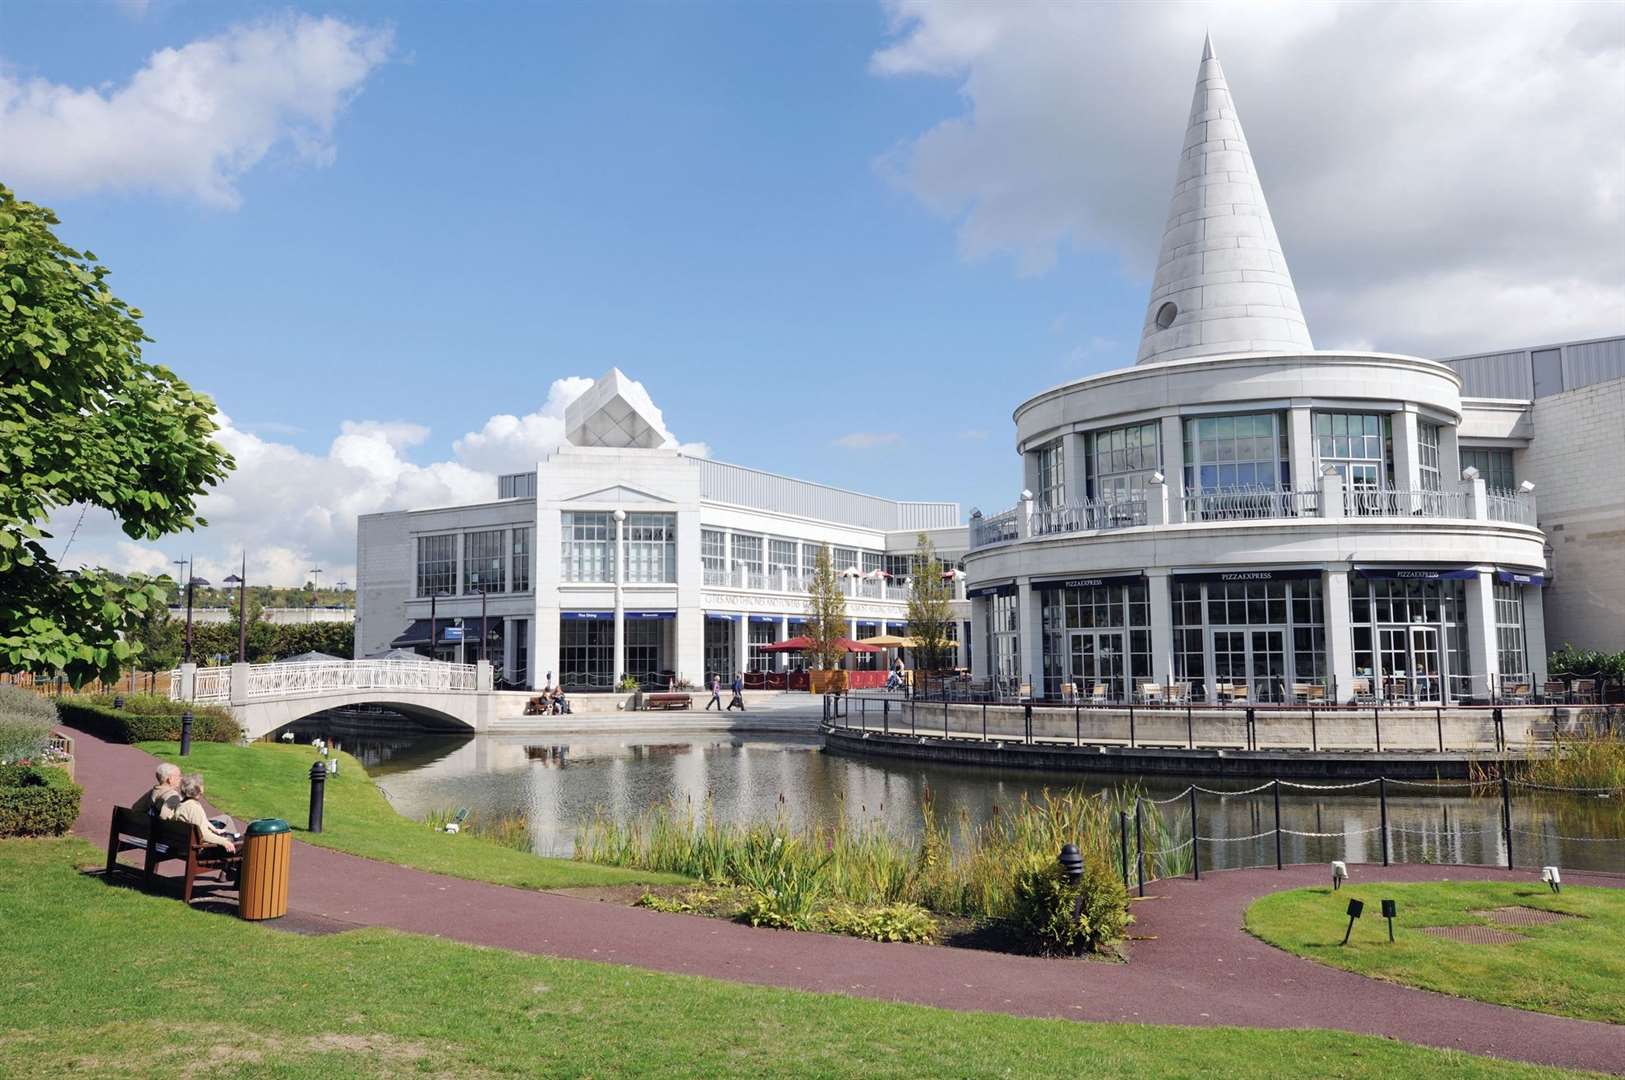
[524, 745, 570, 766]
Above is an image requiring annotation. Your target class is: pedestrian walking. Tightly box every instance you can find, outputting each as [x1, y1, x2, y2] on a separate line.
[727, 671, 746, 711]
[706, 674, 722, 711]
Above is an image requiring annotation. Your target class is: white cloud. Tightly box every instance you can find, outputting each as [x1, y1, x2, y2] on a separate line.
[0, 14, 392, 207]
[873, 1, 1625, 356]
[52, 373, 705, 586]
[833, 432, 903, 449]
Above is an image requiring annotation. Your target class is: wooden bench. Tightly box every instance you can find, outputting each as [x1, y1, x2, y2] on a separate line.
[106, 805, 242, 904]
[644, 692, 692, 711]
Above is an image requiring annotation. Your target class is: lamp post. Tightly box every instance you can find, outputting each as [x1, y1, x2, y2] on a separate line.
[428, 589, 449, 660]
[470, 586, 488, 665]
[307, 566, 323, 623]
[335, 579, 349, 618]
[224, 553, 247, 662]
[183, 562, 210, 665]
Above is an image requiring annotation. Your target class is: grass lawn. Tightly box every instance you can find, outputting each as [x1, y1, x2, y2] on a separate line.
[1245, 881, 1625, 1024]
[135, 740, 686, 891]
[0, 837, 1603, 1080]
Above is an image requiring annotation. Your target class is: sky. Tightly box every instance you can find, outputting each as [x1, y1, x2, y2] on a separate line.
[3, 0, 1622, 587]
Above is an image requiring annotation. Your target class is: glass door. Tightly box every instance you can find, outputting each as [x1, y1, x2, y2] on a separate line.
[1378, 627, 1411, 702]
[1249, 630, 1287, 702]
[1409, 626, 1441, 703]
[1212, 630, 1246, 701]
[1070, 631, 1126, 702]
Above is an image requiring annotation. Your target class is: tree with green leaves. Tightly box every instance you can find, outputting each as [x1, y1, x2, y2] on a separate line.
[803, 542, 848, 673]
[906, 532, 954, 677]
[0, 184, 234, 685]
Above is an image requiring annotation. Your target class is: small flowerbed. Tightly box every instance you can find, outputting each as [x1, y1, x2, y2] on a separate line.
[636, 885, 940, 944]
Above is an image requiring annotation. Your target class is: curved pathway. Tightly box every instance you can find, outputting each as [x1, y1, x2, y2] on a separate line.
[64, 726, 1624, 1075]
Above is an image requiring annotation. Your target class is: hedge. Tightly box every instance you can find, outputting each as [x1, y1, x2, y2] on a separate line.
[55, 699, 241, 745]
[0, 765, 82, 837]
[0, 686, 58, 764]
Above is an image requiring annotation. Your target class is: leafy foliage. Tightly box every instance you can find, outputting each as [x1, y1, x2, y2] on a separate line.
[1548, 644, 1625, 682]
[55, 696, 241, 744]
[1007, 855, 1130, 956]
[0, 764, 81, 836]
[803, 543, 847, 671]
[0, 685, 58, 762]
[0, 185, 233, 685]
[819, 901, 938, 944]
[122, 609, 355, 667]
[905, 531, 955, 672]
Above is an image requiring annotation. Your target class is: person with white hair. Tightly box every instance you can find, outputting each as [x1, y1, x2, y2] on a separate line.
[172, 774, 237, 853]
[130, 762, 182, 820]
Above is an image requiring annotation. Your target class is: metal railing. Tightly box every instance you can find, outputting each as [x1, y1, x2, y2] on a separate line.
[1183, 486, 1317, 522]
[969, 505, 1021, 549]
[1345, 487, 1469, 518]
[1030, 495, 1148, 536]
[171, 659, 479, 704]
[1485, 487, 1538, 526]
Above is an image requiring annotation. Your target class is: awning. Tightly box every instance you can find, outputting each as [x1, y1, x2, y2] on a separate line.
[1355, 566, 1478, 581]
[561, 611, 611, 620]
[1031, 574, 1145, 591]
[626, 611, 675, 620]
[564, 610, 671, 620]
[966, 581, 1017, 599]
[391, 619, 468, 647]
[1496, 569, 1547, 587]
[705, 612, 741, 622]
[885, 622, 908, 634]
[1174, 568, 1323, 583]
[748, 614, 780, 624]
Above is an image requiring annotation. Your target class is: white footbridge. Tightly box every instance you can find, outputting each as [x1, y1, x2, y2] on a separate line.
[169, 659, 502, 740]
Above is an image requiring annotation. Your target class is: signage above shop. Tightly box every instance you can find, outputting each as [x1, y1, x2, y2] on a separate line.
[1354, 566, 1478, 581]
[966, 582, 1017, 599]
[1031, 574, 1145, 591]
[1173, 568, 1323, 583]
[1495, 569, 1547, 587]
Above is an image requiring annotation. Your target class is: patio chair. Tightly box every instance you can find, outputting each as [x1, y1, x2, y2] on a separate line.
[1290, 681, 1311, 704]
[1139, 682, 1164, 705]
[1502, 679, 1532, 705]
[1351, 677, 1376, 705]
[1303, 683, 1327, 705]
[1542, 679, 1569, 704]
[1089, 682, 1109, 706]
[1166, 683, 1190, 706]
[1222, 682, 1249, 705]
[1573, 678, 1598, 705]
[1060, 682, 1076, 705]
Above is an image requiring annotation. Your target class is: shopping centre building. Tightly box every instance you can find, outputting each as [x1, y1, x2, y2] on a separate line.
[356, 369, 970, 691]
[961, 37, 1557, 706]
[356, 38, 1620, 701]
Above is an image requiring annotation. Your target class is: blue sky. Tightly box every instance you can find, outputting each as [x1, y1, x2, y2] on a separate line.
[4, 1, 1620, 584]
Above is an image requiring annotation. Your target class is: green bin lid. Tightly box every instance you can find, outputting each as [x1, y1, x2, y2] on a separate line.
[246, 818, 291, 836]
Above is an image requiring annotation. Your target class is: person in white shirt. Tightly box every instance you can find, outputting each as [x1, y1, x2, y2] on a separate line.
[172, 775, 237, 853]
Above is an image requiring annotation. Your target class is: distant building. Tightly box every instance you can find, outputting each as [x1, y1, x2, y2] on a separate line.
[357, 370, 969, 690]
[1443, 335, 1625, 652]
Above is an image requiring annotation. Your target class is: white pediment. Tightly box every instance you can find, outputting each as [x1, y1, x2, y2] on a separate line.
[561, 484, 674, 506]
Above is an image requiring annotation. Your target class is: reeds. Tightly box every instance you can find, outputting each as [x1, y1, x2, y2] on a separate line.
[1528, 729, 1625, 791]
[575, 786, 1182, 921]
[424, 806, 533, 851]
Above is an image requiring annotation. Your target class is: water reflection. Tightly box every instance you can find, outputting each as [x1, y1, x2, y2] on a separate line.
[297, 724, 1625, 874]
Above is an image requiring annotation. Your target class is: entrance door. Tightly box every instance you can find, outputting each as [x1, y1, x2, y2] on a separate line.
[1378, 627, 1412, 701]
[1070, 631, 1126, 701]
[1249, 629, 1286, 703]
[1409, 626, 1441, 703]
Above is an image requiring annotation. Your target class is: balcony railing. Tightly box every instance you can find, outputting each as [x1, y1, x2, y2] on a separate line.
[970, 506, 1021, 548]
[1345, 487, 1468, 518]
[1183, 486, 1317, 522]
[1030, 495, 1148, 536]
[1485, 487, 1538, 527]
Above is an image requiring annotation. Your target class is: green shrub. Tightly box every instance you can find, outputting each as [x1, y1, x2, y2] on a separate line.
[0, 687, 58, 763]
[1006, 853, 1129, 956]
[819, 901, 938, 944]
[0, 765, 82, 837]
[55, 697, 240, 744]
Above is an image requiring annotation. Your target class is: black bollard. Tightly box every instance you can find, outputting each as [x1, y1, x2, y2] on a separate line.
[113, 695, 125, 711]
[180, 710, 193, 757]
[308, 761, 328, 833]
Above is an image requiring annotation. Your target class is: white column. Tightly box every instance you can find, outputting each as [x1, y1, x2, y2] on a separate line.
[1464, 569, 1500, 701]
[538, 607, 560, 689]
[1393, 408, 1422, 493]
[613, 509, 626, 684]
[722, 527, 735, 587]
[1318, 468, 1345, 519]
[1439, 423, 1462, 486]
[776, 616, 789, 672]
[734, 613, 748, 679]
[1288, 405, 1314, 496]
[229, 662, 249, 705]
[1523, 585, 1549, 686]
[676, 611, 703, 690]
[1146, 475, 1169, 527]
[1017, 580, 1043, 695]
[1323, 569, 1355, 703]
[969, 596, 989, 680]
[1158, 415, 1184, 523]
[1146, 568, 1174, 688]
[1064, 431, 1088, 507]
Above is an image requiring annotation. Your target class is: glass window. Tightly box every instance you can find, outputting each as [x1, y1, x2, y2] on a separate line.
[415, 534, 457, 597]
[463, 529, 506, 594]
[885, 553, 912, 588]
[1495, 582, 1526, 676]
[731, 533, 763, 586]
[561, 512, 612, 582]
[833, 547, 858, 573]
[1313, 412, 1393, 491]
[1182, 413, 1286, 493]
[801, 542, 819, 582]
[625, 619, 662, 684]
[624, 512, 676, 583]
[748, 620, 778, 672]
[986, 593, 1020, 684]
[559, 618, 613, 690]
[1035, 438, 1066, 508]
[1461, 448, 1515, 491]
[1171, 578, 1325, 702]
[1418, 422, 1442, 493]
[1349, 577, 1470, 698]
[1087, 422, 1160, 500]
[511, 527, 531, 593]
[702, 529, 728, 583]
[704, 618, 734, 683]
[768, 539, 797, 579]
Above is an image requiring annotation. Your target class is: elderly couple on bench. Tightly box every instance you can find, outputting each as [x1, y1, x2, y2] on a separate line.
[109, 763, 244, 902]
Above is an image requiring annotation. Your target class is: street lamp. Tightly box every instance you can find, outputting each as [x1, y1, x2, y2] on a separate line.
[335, 579, 350, 618]
[224, 554, 248, 663]
[307, 566, 323, 623]
[183, 561, 211, 665]
[469, 585, 488, 665]
[428, 589, 450, 660]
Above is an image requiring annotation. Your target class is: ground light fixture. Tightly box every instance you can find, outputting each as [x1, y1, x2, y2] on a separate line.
[1058, 844, 1084, 883]
[1542, 866, 1562, 893]
[1342, 898, 1364, 945]
[1331, 860, 1348, 889]
[1381, 898, 1397, 942]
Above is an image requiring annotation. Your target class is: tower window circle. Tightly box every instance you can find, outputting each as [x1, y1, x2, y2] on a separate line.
[1155, 301, 1178, 330]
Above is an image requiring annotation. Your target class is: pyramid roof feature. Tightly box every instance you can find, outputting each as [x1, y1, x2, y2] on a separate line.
[1136, 34, 1313, 365]
[564, 368, 669, 449]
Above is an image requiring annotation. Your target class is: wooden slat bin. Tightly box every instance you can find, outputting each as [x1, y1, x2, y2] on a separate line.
[239, 818, 292, 921]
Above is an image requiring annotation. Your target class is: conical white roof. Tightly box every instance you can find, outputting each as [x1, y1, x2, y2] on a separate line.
[1136, 35, 1313, 365]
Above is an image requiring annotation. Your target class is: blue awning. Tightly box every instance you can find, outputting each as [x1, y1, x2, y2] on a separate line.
[1355, 566, 1478, 581]
[1496, 569, 1547, 587]
[626, 611, 675, 620]
[561, 611, 611, 620]
[748, 614, 780, 624]
[967, 581, 1016, 599]
[705, 612, 741, 622]
[1032, 573, 1146, 590]
[391, 619, 466, 646]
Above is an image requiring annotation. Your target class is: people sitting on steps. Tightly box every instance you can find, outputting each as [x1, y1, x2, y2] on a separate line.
[172, 774, 239, 854]
[130, 762, 182, 820]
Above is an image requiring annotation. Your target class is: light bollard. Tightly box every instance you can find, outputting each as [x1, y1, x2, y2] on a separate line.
[308, 761, 328, 834]
[180, 710, 193, 757]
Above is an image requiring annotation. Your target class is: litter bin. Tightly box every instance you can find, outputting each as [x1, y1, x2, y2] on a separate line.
[239, 818, 292, 920]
